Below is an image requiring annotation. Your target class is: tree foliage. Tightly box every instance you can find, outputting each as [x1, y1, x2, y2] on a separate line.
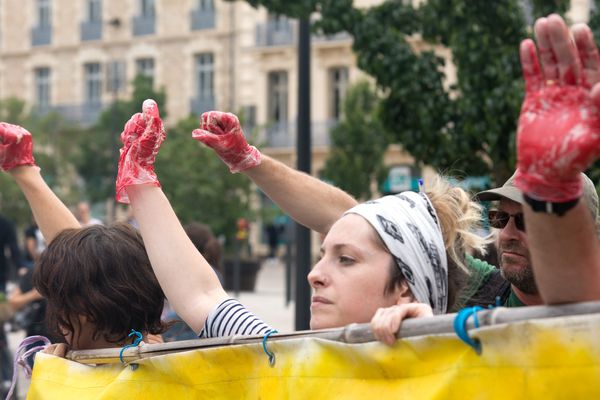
[0, 75, 254, 245]
[0, 98, 82, 227]
[154, 116, 253, 244]
[240, 0, 570, 186]
[322, 81, 388, 200]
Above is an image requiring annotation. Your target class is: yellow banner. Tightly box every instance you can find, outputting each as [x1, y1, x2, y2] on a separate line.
[27, 314, 600, 399]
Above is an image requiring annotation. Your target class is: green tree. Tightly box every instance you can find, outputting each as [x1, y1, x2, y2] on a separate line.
[0, 98, 82, 227]
[154, 116, 253, 245]
[321, 0, 570, 185]
[322, 81, 388, 200]
[235, 0, 568, 185]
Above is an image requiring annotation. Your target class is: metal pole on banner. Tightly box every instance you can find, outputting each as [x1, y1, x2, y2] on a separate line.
[295, 18, 312, 331]
[285, 220, 294, 306]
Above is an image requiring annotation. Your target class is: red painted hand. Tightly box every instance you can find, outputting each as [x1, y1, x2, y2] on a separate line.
[192, 111, 261, 173]
[515, 17, 600, 202]
[116, 99, 166, 204]
[0, 123, 36, 171]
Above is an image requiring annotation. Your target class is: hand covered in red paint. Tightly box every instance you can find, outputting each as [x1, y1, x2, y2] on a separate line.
[192, 111, 261, 173]
[370, 303, 433, 347]
[116, 99, 166, 204]
[0, 123, 36, 171]
[515, 15, 600, 202]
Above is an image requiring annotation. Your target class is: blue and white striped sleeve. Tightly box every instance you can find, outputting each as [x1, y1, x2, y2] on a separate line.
[199, 298, 273, 338]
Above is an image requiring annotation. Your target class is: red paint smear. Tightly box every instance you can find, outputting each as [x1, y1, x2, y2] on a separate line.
[116, 101, 166, 204]
[516, 84, 600, 201]
[0, 122, 36, 170]
[192, 111, 261, 173]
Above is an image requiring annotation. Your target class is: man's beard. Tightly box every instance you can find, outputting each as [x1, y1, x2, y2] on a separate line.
[498, 241, 539, 295]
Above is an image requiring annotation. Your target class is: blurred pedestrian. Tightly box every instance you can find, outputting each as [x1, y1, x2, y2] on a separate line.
[76, 201, 102, 227]
[265, 223, 281, 259]
[0, 214, 21, 292]
[23, 219, 45, 268]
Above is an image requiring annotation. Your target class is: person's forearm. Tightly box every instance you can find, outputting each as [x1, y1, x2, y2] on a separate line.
[9, 289, 42, 311]
[244, 156, 358, 234]
[9, 166, 79, 243]
[524, 201, 600, 304]
[127, 184, 228, 333]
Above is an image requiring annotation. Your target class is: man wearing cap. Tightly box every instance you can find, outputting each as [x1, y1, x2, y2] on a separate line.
[474, 172, 599, 307]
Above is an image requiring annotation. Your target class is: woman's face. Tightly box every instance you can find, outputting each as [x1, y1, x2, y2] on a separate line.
[308, 214, 407, 330]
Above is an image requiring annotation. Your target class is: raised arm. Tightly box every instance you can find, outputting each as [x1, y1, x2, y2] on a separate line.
[192, 112, 358, 234]
[0, 123, 79, 243]
[515, 15, 600, 303]
[116, 100, 228, 334]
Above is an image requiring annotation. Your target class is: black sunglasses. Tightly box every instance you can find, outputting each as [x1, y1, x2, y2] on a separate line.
[488, 210, 526, 232]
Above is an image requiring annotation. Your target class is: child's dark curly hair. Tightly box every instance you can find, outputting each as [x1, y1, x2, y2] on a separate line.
[33, 222, 168, 347]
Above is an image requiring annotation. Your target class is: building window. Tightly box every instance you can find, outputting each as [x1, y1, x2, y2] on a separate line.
[136, 58, 155, 86]
[260, 13, 293, 46]
[267, 71, 288, 125]
[84, 63, 102, 104]
[328, 67, 349, 120]
[106, 61, 126, 94]
[195, 53, 214, 100]
[140, 0, 155, 18]
[133, 0, 155, 36]
[267, 13, 288, 32]
[81, 0, 102, 41]
[37, 0, 51, 28]
[34, 67, 51, 109]
[190, 0, 215, 30]
[198, 0, 214, 11]
[86, 0, 102, 23]
[32, 0, 52, 46]
[190, 53, 214, 115]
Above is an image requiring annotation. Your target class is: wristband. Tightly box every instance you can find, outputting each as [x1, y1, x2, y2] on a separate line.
[523, 193, 579, 217]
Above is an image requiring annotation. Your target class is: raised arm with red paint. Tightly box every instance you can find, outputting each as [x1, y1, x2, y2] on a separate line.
[515, 16, 600, 202]
[117, 101, 230, 334]
[516, 14, 600, 303]
[0, 123, 79, 242]
[115, 99, 166, 204]
[192, 111, 357, 234]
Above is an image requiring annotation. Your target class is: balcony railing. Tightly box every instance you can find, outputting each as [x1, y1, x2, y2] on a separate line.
[255, 21, 351, 47]
[80, 21, 102, 41]
[312, 31, 352, 43]
[255, 20, 295, 47]
[31, 25, 52, 46]
[32, 103, 105, 127]
[133, 15, 155, 36]
[190, 9, 215, 30]
[262, 119, 338, 148]
[190, 96, 216, 116]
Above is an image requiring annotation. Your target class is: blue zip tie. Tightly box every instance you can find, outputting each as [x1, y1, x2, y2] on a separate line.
[454, 306, 483, 354]
[119, 329, 143, 367]
[495, 295, 502, 307]
[262, 329, 278, 367]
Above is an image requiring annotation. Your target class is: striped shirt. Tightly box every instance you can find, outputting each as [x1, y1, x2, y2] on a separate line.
[199, 298, 273, 338]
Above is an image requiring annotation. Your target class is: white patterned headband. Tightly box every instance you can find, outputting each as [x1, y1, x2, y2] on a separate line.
[344, 191, 448, 314]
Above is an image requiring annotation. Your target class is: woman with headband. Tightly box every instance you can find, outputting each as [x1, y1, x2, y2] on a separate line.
[119, 103, 487, 345]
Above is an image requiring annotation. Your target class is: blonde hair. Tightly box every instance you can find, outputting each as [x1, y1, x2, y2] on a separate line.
[425, 175, 490, 309]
